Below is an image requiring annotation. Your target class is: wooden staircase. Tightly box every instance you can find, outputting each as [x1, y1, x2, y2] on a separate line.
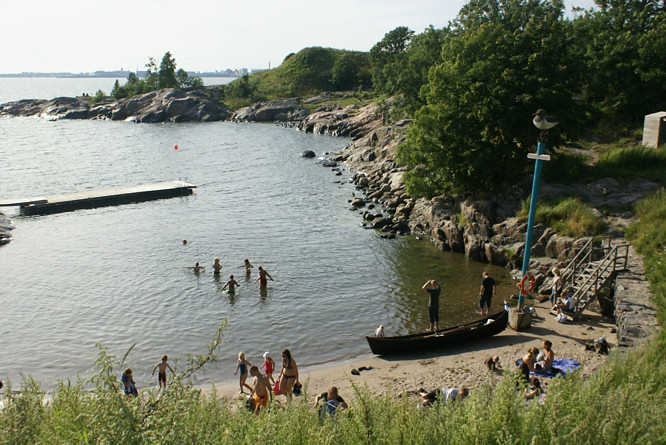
[559, 238, 629, 319]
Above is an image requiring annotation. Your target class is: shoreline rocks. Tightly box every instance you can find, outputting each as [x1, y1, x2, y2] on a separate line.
[0, 87, 230, 123]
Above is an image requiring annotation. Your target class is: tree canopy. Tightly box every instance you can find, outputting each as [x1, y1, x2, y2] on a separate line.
[111, 52, 203, 99]
[397, 0, 584, 196]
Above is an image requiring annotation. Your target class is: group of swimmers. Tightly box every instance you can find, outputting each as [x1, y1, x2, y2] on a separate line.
[184, 258, 274, 294]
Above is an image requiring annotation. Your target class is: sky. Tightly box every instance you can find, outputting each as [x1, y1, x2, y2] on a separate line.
[2, 0, 598, 73]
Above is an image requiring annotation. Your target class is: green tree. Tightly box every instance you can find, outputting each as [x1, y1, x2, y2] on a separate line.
[225, 74, 254, 98]
[158, 51, 178, 89]
[397, 0, 585, 196]
[331, 52, 370, 90]
[370, 26, 414, 94]
[573, 0, 666, 123]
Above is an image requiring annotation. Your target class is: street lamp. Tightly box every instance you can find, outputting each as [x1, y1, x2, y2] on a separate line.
[518, 109, 558, 309]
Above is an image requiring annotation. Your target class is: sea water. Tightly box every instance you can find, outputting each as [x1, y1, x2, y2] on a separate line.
[0, 78, 514, 389]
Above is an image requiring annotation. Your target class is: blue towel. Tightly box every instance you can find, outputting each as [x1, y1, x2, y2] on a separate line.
[516, 358, 580, 378]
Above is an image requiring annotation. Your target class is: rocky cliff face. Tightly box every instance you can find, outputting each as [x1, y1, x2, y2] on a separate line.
[0, 87, 230, 123]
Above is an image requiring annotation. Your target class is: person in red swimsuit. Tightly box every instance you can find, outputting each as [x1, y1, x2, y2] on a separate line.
[261, 351, 276, 384]
[254, 266, 274, 287]
[152, 355, 174, 389]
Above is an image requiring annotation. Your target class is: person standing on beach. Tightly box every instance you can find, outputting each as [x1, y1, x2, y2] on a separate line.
[121, 368, 138, 397]
[479, 272, 496, 317]
[249, 365, 272, 414]
[234, 352, 253, 394]
[278, 349, 299, 400]
[422, 280, 441, 332]
[254, 266, 274, 287]
[152, 355, 175, 389]
[261, 351, 276, 384]
[550, 268, 563, 304]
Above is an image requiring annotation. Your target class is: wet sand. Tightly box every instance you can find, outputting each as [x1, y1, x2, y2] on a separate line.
[203, 298, 615, 405]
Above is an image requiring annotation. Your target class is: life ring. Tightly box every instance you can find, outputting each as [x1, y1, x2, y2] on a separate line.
[517, 273, 536, 294]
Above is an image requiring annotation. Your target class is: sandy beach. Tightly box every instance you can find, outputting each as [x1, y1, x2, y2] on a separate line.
[205, 297, 615, 405]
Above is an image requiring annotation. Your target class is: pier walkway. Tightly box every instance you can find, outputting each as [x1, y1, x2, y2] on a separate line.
[0, 180, 196, 215]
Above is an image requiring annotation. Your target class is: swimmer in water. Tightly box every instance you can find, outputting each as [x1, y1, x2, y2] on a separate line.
[212, 257, 222, 275]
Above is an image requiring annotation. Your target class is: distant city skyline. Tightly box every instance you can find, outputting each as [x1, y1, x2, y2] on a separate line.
[1, 0, 597, 73]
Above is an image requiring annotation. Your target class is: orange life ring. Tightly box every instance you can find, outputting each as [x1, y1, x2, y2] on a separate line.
[518, 273, 536, 294]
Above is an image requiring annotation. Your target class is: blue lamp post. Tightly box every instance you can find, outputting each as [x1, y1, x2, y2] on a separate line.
[519, 109, 558, 309]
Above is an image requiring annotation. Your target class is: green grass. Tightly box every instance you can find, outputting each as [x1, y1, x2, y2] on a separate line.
[518, 197, 606, 238]
[589, 142, 666, 186]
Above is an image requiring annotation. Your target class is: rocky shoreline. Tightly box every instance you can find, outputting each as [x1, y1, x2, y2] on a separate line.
[2, 88, 659, 346]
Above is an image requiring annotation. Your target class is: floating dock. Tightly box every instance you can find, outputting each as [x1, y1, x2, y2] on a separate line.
[0, 181, 196, 216]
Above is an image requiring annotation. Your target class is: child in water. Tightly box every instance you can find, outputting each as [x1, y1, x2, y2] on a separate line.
[184, 262, 205, 273]
[222, 275, 240, 294]
[238, 259, 254, 275]
[234, 352, 253, 394]
[152, 354, 175, 389]
[212, 258, 222, 275]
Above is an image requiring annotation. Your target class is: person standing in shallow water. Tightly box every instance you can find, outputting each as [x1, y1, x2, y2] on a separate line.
[479, 272, 496, 317]
[254, 266, 273, 287]
[422, 279, 441, 332]
[212, 257, 222, 275]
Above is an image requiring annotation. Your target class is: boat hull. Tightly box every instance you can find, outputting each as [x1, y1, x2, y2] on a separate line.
[365, 310, 509, 356]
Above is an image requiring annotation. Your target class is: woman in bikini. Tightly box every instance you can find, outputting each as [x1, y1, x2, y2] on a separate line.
[279, 348, 299, 400]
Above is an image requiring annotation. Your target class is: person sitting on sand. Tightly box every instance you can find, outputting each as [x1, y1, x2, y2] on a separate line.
[234, 352, 253, 394]
[222, 275, 240, 294]
[555, 307, 568, 323]
[316, 386, 348, 416]
[152, 354, 175, 389]
[249, 365, 272, 414]
[254, 266, 274, 287]
[212, 257, 222, 275]
[238, 259, 254, 275]
[184, 262, 205, 273]
[524, 377, 543, 400]
[535, 340, 555, 374]
[522, 347, 539, 372]
[121, 368, 138, 397]
[278, 349, 299, 400]
[420, 387, 469, 407]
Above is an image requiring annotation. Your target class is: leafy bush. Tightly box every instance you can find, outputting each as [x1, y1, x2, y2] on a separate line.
[542, 149, 589, 183]
[518, 197, 605, 237]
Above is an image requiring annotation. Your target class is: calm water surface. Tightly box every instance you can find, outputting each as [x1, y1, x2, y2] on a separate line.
[0, 79, 514, 389]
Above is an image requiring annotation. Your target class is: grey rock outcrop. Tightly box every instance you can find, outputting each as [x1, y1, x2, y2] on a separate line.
[231, 99, 309, 122]
[0, 87, 231, 123]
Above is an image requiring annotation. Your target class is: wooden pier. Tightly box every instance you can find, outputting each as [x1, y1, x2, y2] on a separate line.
[0, 181, 196, 216]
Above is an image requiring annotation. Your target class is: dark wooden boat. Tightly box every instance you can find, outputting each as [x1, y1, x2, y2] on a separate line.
[365, 310, 509, 356]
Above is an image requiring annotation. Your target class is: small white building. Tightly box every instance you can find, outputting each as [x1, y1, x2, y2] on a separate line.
[641, 111, 666, 148]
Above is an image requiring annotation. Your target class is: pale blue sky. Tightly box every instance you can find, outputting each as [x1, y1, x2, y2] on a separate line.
[2, 0, 597, 73]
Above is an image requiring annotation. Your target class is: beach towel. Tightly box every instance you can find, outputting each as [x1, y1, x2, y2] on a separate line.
[516, 358, 580, 378]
